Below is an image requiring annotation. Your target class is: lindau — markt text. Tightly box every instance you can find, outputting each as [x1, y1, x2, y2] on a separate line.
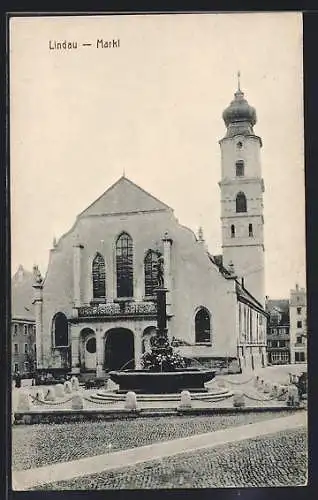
[48, 39, 120, 50]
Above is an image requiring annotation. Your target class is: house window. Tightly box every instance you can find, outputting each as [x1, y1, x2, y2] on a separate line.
[272, 328, 277, 335]
[13, 324, 18, 335]
[248, 223, 253, 237]
[295, 352, 306, 362]
[280, 340, 286, 348]
[231, 224, 235, 238]
[14, 363, 19, 372]
[297, 307, 301, 315]
[24, 325, 27, 335]
[116, 232, 133, 298]
[236, 192, 247, 213]
[195, 308, 211, 344]
[297, 320, 302, 328]
[236, 160, 244, 177]
[24, 361, 29, 373]
[296, 336, 302, 344]
[144, 250, 161, 297]
[92, 252, 106, 299]
[53, 312, 68, 347]
[24, 343, 28, 354]
[14, 343, 19, 354]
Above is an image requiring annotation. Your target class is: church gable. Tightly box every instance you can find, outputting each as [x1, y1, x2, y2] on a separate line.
[79, 176, 172, 217]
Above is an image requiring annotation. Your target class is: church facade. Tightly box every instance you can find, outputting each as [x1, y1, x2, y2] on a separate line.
[34, 84, 268, 376]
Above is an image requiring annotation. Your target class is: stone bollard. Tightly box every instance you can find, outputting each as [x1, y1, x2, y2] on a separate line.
[64, 381, 72, 394]
[270, 383, 278, 398]
[263, 381, 271, 394]
[55, 384, 64, 398]
[71, 393, 84, 410]
[34, 389, 45, 402]
[124, 391, 137, 410]
[179, 390, 192, 409]
[287, 384, 300, 407]
[17, 391, 31, 412]
[45, 387, 56, 402]
[71, 376, 80, 391]
[233, 391, 245, 408]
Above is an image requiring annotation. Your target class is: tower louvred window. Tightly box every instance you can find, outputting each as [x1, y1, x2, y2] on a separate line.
[236, 160, 244, 177]
[236, 192, 247, 213]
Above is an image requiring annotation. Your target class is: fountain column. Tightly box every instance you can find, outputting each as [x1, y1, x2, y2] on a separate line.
[156, 287, 168, 337]
[162, 232, 172, 314]
[73, 238, 83, 309]
[32, 267, 43, 368]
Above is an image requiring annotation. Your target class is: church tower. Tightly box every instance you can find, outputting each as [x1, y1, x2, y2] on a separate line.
[219, 75, 265, 306]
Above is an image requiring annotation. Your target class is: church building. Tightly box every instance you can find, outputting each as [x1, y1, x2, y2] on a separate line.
[33, 82, 268, 376]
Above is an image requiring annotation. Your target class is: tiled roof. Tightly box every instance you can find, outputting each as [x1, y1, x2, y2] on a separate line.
[11, 265, 35, 321]
[79, 176, 173, 217]
[236, 282, 266, 313]
[266, 299, 290, 324]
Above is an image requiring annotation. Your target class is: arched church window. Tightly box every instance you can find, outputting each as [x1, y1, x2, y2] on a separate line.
[249, 223, 253, 237]
[53, 312, 68, 347]
[116, 232, 133, 298]
[144, 250, 161, 296]
[236, 192, 247, 213]
[231, 224, 235, 238]
[195, 307, 211, 344]
[236, 160, 244, 177]
[92, 253, 106, 299]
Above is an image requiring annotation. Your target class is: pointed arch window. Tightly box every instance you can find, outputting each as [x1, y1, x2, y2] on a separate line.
[116, 232, 133, 298]
[195, 307, 211, 344]
[53, 312, 68, 347]
[236, 160, 244, 177]
[144, 250, 161, 297]
[236, 192, 247, 213]
[231, 224, 235, 238]
[92, 253, 106, 299]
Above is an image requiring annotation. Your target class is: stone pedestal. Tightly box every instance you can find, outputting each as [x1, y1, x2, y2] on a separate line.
[179, 390, 192, 409]
[72, 393, 84, 410]
[125, 391, 137, 410]
[55, 384, 64, 398]
[233, 391, 245, 408]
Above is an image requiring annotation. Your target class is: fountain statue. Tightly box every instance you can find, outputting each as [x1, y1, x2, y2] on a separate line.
[109, 254, 216, 394]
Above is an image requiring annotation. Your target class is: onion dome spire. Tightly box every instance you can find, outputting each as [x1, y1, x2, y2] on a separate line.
[222, 72, 257, 138]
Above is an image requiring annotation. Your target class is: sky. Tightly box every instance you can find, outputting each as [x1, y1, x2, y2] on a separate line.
[10, 12, 305, 298]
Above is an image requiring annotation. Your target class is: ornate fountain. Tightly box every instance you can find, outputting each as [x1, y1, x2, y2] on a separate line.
[109, 254, 216, 394]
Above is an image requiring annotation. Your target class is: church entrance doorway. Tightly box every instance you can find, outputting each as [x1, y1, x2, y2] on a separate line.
[79, 328, 96, 372]
[104, 328, 135, 371]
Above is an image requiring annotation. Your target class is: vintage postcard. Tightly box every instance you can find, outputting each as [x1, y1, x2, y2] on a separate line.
[10, 12, 307, 490]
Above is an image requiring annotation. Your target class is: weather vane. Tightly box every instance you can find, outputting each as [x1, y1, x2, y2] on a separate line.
[237, 70, 241, 91]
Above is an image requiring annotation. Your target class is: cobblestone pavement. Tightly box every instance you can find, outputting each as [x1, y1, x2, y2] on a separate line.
[34, 428, 307, 489]
[12, 411, 295, 471]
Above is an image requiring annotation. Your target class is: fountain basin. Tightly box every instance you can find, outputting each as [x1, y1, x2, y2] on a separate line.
[109, 368, 216, 393]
